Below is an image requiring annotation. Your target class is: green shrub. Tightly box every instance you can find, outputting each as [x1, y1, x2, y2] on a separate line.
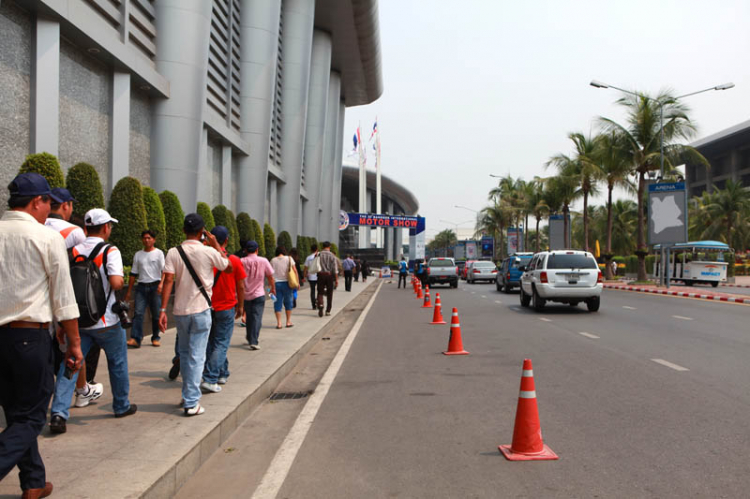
[728, 259, 735, 278]
[645, 255, 656, 275]
[142, 187, 166, 252]
[19, 152, 65, 189]
[277, 231, 293, 252]
[331, 243, 339, 257]
[197, 202, 215, 231]
[159, 190, 185, 251]
[263, 224, 276, 260]
[624, 255, 638, 274]
[66, 162, 105, 219]
[227, 209, 239, 255]
[236, 212, 252, 246]
[108, 177, 148, 265]
[211, 205, 238, 254]
[250, 218, 264, 256]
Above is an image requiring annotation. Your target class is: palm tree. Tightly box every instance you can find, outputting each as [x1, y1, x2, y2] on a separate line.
[705, 180, 750, 248]
[543, 175, 579, 248]
[599, 91, 707, 281]
[429, 229, 457, 254]
[609, 199, 638, 256]
[476, 203, 512, 259]
[489, 175, 524, 245]
[527, 179, 549, 252]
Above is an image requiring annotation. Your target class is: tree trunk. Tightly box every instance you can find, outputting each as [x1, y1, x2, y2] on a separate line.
[524, 213, 529, 251]
[563, 204, 570, 248]
[535, 216, 540, 252]
[499, 223, 505, 260]
[583, 190, 589, 252]
[605, 184, 614, 280]
[636, 171, 647, 281]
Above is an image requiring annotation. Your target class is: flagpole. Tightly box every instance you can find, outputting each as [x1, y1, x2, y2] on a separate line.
[375, 118, 382, 249]
[358, 122, 367, 249]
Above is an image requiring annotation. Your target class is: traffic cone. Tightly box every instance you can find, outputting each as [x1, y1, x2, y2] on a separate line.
[421, 286, 432, 308]
[443, 308, 469, 355]
[430, 294, 446, 324]
[416, 282, 423, 299]
[379, 270, 382, 278]
[498, 359, 558, 461]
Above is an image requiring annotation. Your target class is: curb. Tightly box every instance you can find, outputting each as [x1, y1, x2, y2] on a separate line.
[720, 283, 750, 288]
[604, 284, 748, 304]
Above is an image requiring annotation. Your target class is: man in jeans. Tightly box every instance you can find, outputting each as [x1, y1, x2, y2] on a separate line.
[159, 214, 230, 416]
[125, 230, 165, 347]
[241, 241, 275, 350]
[303, 244, 318, 309]
[202, 226, 245, 392]
[316, 242, 340, 317]
[50, 209, 137, 434]
[342, 254, 356, 291]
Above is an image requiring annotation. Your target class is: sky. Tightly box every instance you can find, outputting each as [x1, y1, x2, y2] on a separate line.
[343, 0, 750, 240]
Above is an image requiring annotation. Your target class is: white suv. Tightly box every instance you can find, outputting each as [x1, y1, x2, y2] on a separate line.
[519, 250, 602, 312]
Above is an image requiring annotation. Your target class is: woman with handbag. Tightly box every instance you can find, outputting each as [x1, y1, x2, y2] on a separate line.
[270, 246, 299, 328]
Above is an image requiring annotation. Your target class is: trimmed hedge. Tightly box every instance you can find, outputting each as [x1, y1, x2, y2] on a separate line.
[142, 187, 166, 252]
[66, 162, 105, 219]
[197, 202, 215, 231]
[331, 243, 339, 257]
[236, 212, 252, 246]
[159, 190, 185, 251]
[296, 235, 309, 259]
[251, 219, 264, 256]
[211, 205, 238, 254]
[108, 177, 148, 266]
[277, 231, 293, 252]
[19, 152, 65, 189]
[263, 223, 276, 260]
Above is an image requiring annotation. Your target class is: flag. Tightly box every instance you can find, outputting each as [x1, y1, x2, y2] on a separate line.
[369, 120, 378, 141]
[347, 131, 359, 157]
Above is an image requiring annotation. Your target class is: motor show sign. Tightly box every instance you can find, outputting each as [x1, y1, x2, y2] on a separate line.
[342, 213, 422, 229]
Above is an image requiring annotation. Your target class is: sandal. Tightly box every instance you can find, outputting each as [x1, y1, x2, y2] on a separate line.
[276, 325, 283, 329]
[286, 324, 294, 328]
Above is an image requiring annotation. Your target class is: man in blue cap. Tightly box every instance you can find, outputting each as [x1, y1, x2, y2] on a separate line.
[0, 173, 83, 498]
[45, 188, 85, 248]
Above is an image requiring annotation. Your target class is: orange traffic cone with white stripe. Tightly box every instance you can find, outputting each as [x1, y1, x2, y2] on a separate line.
[443, 308, 468, 355]
[430, 293, 446, 324]
[416, 282, 423, 300]
[421, 286, 432, 308]
[499, 359, 558, 461]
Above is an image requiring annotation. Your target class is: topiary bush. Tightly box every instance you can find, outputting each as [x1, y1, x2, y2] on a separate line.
[277, 231, 293, 252]
[108, 177, 148, 265]
[227, 209, 240, 255]
[19, 152, 65, 189]
[159, 190, 185, 251]
[251, 218, 264, 256]
[197, 202, 215, 231]
[66, 162, 105, 219]
[236, 212, 252, 246]
[296, 235, 307, 258]
[263, 224, 276, 260]
[211, 205, 236, 253]
[330, 242, 339, 257]
[142, 187, 166, 252]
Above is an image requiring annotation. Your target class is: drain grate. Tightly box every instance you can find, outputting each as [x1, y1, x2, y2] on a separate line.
[270, 392, 309, 401]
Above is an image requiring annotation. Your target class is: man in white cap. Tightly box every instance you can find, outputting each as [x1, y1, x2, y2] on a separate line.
[49, 209, 136, 434]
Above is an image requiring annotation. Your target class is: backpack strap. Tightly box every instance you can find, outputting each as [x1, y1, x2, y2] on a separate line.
[89, 242, 114, 304]
[177, 245, 212, 308]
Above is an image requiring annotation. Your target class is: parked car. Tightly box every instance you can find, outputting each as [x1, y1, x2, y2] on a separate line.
[427, 257, 459, 288]
[466, 260, 498, 284]
[519, 250, 602, 312]
[461, 259, 478, 280]
[456, 261, 467, 278]
[496, 253, 534, 293]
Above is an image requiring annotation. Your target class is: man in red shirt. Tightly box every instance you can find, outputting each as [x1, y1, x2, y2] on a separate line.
[201, 226, 246, 392]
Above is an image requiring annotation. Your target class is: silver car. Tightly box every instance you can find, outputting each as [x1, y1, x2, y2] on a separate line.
[466, 260, 497, 284]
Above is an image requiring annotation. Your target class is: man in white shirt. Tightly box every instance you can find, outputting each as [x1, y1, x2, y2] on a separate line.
[44, 188, 85, 248]
[0, 173, 82, 499]
[125, 230, 166, 348]
[304, 244, 319, 309]
[49, 209, 137, 434]
[159, 213, 230, 416]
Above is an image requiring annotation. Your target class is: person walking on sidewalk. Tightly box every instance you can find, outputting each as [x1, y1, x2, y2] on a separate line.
[304, 244, 319, 309]
[316, 242, 340, 317]
[50, 209, 137, 434]
[354, 257, 361, 282]
[202, 226, 246, 392]
[397, 256, 409, 288]
[241, 241, 275, 350]
[159, 214, 230, 416]
[270, 247, 298, 328]
[0, 173, 83, 499]
[361, 259, 370, 283]
[125, 230, 165, 348]
[342, 254, 356, 291]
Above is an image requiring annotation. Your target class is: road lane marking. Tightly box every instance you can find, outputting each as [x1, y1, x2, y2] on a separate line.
[481, 295, 487, 298]
[579, 332, 600, 339]
[253, 281, 384, 498]
[623, 306, 637, 310]
[651, 359, 689, 371]
[672, 315, 693, 321]
[470, 291, 476, 294]
[511, 307, 521, 311]
[494, 300, 502, 304]
[539, 318, 552, 322]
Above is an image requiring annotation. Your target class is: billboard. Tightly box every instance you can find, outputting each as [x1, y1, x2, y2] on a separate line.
[506, 228, 523, 255]
[465, 241, 477, 259]
[648, 182, 688, 245]
[481, 236, 495, 258]
[454, 241, 466, 260]
[549, 215, 570, 250]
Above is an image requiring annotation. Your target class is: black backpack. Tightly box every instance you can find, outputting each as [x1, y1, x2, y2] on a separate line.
[69, 241, 112, 328]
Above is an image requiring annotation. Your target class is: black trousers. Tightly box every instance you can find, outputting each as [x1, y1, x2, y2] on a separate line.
[317, 273, 335, 313]
[398, 272, 408, 288]
[308, 279, 317, 308]
[344, 270, 353, 291]
[0, 327, 54, 490]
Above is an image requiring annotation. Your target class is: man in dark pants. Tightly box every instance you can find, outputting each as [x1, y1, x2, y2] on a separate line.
[304, 244, 318, 309]
[316, 242, 340, 317]
[397, 256, 409, 288]
[342, 254, 356, 291]
[0, 173, 83, 499]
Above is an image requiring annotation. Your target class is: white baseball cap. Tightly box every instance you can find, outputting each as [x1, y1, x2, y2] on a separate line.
[84, 208, 119, 226]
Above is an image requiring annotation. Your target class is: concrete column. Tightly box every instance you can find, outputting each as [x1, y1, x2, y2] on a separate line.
[331, 100, 346, 246]
[196, 128, 209, 206]
[109, 71, 130, 192]
[30, 17, 60, 155]
[221, 145, 232, 206]
[269, 179, 278, 229]
[151, 0, 212, 212]
[277, 0, 315, 238]
[319, 72, 341, 242]
[396, 227, 404, 259]
[237, 0, 282, 220]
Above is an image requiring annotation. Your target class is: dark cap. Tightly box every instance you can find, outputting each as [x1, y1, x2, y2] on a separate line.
[51, 187, 76, 203]
[211, 225, 229, 244]
[245, 240, 259, 252]
[183, 213, 205, 233]
[9, 173, 63, 203]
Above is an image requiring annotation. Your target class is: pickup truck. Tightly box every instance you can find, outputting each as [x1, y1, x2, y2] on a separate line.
[427, 257, 459, 288]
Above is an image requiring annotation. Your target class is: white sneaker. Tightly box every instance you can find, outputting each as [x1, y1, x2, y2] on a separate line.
[250, 344, 260, 350]
[217, 377, 228, 385]
[184, 404, 205, 416]
[74, 383, 104, 408]
[200, 381, 222, 393]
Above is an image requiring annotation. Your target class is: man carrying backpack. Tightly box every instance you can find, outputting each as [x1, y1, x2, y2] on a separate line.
[398, 256, 409, 289]
[49, 209, 137, 434]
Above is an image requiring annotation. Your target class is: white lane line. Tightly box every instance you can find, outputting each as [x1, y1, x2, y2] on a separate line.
[672, 315, 693, 321]
[511, 307, 521, 311]
[481, 295, 487, 298]
[622, 306, 637, 310]
[494, 300, 502, 304]
[252, 281, 384, 498]
[539, 318, 552, 322]
[470, 291, 476, 294]
[579, 332, 600, 339]
[651, 358, 689, 372]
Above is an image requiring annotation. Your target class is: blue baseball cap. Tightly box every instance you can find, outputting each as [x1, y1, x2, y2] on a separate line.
[211, 225, 229, 244]
[51, 187, 76, 203]
[245, 240, 259, 252]
[8, 173, 64, 203]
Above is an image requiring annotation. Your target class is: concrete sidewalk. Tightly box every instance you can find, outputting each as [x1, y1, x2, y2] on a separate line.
[0, 279, 377, 499]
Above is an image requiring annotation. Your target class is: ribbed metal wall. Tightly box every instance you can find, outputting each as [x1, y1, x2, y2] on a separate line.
[207, 0, 242, 132]
[84, 0, 157, 61]
[269, 6, 284, 168]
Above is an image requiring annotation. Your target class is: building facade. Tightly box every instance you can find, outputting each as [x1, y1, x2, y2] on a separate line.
[0, 0, 382, 243]
[687, 119, 750, 198]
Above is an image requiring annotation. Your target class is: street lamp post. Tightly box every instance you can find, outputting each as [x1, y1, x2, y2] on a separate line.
[590, 79, 734, 288]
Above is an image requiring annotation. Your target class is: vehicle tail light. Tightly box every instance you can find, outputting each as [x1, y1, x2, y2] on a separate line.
[426, 267, 431, 275]
[455, 267, 459, 274]
[597, 271, 602, 284]
[540, 271, 548, 283]
[491, 270, 497, 273]
[473, 269, 480, 273]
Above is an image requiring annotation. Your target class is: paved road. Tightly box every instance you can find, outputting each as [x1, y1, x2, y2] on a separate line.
[190, 282, 750, 498]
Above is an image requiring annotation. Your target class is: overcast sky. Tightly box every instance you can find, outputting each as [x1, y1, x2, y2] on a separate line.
[343, 0, 750, 239]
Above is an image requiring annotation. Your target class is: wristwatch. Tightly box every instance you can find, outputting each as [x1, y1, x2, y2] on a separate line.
[160, 308, 167, 313]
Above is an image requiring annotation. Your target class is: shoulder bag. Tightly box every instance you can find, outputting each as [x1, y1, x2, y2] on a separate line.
[176, 245, 219, 308]
[287, 256, 300, 290]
